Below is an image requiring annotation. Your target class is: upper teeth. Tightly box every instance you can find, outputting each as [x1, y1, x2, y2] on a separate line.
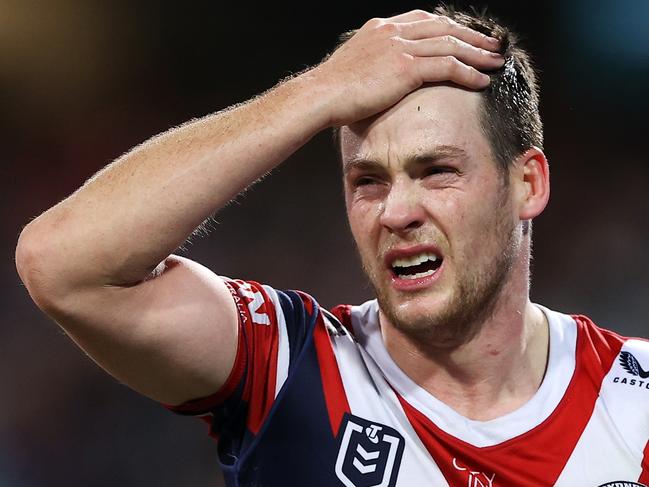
[392, 253, 438, 268]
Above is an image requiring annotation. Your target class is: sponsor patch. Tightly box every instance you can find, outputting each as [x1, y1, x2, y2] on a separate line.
[598, 482, 647, 487]
[613, 351, 649, 390]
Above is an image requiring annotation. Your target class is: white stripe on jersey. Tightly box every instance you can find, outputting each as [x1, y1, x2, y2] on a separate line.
[348, 300, 578, 447]
[263, 285, 290, 398]
[555, 338, 649, 485]
[326, 315, 451, 486]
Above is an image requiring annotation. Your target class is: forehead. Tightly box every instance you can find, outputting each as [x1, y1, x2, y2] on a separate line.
[340, 86, 489, 165]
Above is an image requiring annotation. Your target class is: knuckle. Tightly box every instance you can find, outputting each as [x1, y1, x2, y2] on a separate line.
[390, 53, 417, 83]
[388, 36, 407, 50]
[395, 52, 414, 71]
[449, 24, 467, 36]
[456, 24, 481, 40]
[442, 56, 460, 73]
[441, 35, 459, 48]
[376, 22, 399, 36]
[364, 17, 383, 28]
[389, 49, 404, 64]
[410, 9, 433, 19]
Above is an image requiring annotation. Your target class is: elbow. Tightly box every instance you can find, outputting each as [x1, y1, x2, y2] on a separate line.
[16, 221, 43, 291]
[15, 221, 64, 313]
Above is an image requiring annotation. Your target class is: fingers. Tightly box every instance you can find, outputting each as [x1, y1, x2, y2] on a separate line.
[385, 9, 434, 23]
[380, 12, 504, 90]
[400, 18, 500, 51]
[415, 56, 492, 90]
[406, 36, 504, 70]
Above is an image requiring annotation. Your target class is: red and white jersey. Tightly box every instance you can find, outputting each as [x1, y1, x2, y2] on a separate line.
[169, 280, 649, 487]
[333, 299, 649, 487]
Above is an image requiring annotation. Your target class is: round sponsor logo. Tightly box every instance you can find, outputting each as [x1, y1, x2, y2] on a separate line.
[598, 482, 647, 487]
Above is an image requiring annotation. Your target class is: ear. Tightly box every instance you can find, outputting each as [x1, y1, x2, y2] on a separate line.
[511, 147, 550, 220]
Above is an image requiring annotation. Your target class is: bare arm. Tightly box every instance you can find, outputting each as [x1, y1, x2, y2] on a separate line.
[15, 10, 503, 405]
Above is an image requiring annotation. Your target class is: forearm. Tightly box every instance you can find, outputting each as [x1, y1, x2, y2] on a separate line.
[18, 72, 329, 298]
[14, 9, 505, 405]
[17, 12, 503, 307]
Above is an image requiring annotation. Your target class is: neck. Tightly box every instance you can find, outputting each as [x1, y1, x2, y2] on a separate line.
[379, 257, 549, 421]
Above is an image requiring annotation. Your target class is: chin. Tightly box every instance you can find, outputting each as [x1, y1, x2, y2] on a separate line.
[375, 282, 495, 349]
[379, 287, 454, 330]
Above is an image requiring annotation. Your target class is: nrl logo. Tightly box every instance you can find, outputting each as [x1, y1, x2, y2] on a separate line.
[334, 414, 405, 487]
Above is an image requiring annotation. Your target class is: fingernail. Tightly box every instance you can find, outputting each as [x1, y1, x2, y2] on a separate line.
[489, 51, 504, 58]
[487, 36, 500, 45]
[481, 73, 491, 84]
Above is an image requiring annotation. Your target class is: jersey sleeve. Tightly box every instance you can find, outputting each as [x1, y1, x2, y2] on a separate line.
[165, 278, 318, 445]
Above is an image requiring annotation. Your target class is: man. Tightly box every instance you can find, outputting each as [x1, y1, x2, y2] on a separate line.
[15, 5, 649, 487]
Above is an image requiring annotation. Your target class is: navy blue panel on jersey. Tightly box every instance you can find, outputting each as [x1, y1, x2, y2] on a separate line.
[215, 290, 340, 486]
[278, 289, 311, 374]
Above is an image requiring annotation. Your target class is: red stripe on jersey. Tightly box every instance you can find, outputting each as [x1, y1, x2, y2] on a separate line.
[297, 291, 314, 315]
[313, 311, 351, 437]
[638, 439, 649, 485]
[228, 280, 280, 435]
[331, 304, 355, 338]
[396, 315, 624, 486]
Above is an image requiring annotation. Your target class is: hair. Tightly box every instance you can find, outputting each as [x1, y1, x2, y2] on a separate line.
[331, 4, 543, 176]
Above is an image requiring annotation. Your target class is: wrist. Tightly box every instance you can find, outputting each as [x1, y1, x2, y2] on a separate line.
[284, 66, 341, 132]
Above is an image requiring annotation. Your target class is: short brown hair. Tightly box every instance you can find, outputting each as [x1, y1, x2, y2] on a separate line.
[332, 5, 543, 176]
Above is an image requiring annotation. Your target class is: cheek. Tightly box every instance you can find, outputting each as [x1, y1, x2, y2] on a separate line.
[347, 205, 373, 244]
[430, 193, 468, 237]
[441, 192, 505, 255]
[462, 195, 513, 254]
[347, 189, 378, 226]
[347, 203, 383, 259]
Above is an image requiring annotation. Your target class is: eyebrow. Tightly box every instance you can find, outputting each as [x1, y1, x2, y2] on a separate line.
[343, 145, 468, 174]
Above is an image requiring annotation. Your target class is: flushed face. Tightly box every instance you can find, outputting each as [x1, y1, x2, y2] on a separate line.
[341, 86, 523, 347]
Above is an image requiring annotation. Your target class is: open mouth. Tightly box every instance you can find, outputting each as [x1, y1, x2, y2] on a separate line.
[390, 252, 442, 280]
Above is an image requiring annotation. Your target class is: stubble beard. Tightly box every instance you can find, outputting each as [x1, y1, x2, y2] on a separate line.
[362, 199, 521, 350]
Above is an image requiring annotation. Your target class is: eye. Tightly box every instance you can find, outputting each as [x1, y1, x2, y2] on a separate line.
[423, 166, 455, 177]
[349, 173, 389, 199]
[353, 175, 381, 187]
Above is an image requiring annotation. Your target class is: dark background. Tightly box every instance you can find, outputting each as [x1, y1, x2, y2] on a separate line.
[2, 0, 648, 485]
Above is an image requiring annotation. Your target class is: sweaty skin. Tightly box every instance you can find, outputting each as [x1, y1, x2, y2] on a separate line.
[14, 10, 534, 419]
[343, 87, 550, 419]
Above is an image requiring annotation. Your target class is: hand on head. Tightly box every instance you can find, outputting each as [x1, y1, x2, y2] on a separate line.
[314, 9, 504, 128]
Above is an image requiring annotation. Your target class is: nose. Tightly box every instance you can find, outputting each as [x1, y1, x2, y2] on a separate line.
[379, 179, 425, 235]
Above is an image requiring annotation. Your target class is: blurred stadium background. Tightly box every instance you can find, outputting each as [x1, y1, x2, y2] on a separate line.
[2, 0, 647, 485]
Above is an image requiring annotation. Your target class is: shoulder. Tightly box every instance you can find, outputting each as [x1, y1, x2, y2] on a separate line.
[572, 313, 649, 362]
[542, 307, 649, 396]
[573, 314, 649, 398]
[222, 278, 322, 327]
[330, 299, 380, 340]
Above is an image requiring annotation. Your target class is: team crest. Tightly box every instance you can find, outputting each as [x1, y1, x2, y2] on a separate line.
[334, 413, 405, 487]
